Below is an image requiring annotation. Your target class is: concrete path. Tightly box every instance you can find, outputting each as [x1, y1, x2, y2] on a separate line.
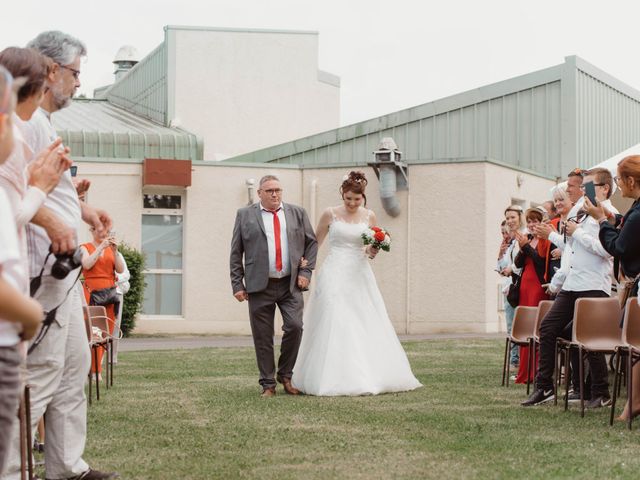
[118, 332, 503, 352]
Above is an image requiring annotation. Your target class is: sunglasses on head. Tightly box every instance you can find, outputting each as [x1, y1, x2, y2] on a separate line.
[0, 69, 13, 114]
[568, 168, 585, 178]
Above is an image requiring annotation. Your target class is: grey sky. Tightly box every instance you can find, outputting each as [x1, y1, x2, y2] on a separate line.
[2, 0, 639, 126]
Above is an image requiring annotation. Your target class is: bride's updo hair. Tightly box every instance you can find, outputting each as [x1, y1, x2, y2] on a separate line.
[340, 171, 368, 205]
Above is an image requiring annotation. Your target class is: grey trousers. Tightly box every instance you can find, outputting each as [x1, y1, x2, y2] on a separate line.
[0, 345, 20, 476]
[2, 278, 90, 480]
[248, 277, 304, 388]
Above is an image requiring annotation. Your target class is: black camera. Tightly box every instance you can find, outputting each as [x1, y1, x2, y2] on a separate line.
[51, 249, 83, 279]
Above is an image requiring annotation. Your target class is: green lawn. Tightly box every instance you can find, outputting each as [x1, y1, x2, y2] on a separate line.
[76, 339, 640, 479]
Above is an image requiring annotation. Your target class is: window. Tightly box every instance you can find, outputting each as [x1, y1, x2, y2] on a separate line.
[141, 193, 184, 316]
[143, 194, 182, 209]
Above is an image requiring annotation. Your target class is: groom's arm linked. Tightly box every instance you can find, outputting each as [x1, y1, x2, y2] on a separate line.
[296, 207, 318, 289]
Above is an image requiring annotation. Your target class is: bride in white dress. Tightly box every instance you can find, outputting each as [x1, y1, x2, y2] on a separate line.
[292, 171, 422, 396]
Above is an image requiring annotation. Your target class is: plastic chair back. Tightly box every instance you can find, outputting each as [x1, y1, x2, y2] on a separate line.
[511, 306, 537, 342]
[86, 305, 110, 339]
[82, 306, 92, 342]
[534, 300, 554, 338]
[622, 298, 640, 349]
[572, 297, 622, 350]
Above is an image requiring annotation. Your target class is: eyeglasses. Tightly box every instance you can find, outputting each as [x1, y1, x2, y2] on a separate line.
[568, 168, 585, 177]
[563, 211, 588, 242]
[61, 65, 81, 80]
[261, 188, 283, 195]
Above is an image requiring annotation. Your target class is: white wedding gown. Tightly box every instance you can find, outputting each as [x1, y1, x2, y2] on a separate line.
[292, 211, 422, 396]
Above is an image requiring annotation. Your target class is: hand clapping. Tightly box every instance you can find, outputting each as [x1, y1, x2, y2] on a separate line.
[514, 231, 530, 248]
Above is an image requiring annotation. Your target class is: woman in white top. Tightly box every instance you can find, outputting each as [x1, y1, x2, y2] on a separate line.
[498, 205, 525, 367]
[292, 171, 421, 396]
[0, 65, 43, 476]
[0, 48, 71, 266]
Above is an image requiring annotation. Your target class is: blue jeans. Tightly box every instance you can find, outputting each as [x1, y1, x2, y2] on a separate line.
[503, 295, 519, 364]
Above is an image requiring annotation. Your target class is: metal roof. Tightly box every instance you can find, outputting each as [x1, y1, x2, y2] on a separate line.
[223, 56, 640, 179]
[52, 98, 203, 161]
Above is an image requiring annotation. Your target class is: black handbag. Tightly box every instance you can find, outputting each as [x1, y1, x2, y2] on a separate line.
[90, 286, 119, 308]
[506, 274, 521, 308]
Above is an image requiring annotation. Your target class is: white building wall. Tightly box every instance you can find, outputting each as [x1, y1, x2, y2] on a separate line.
[168, 27, 340, 161]
[74, 160, 554, 335]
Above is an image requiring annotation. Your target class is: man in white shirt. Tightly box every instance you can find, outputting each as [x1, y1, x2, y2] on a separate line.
[523, 168, 617, 408]
[2, 32, 118, 480]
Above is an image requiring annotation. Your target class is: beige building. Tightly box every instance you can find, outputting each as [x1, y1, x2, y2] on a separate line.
[95, 25, 340, 160]
[53, 50, 640, 335]
[73, 160, 553, 335]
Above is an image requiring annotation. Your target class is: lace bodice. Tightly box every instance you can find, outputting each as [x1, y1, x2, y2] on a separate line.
[327, 208, 371, 253]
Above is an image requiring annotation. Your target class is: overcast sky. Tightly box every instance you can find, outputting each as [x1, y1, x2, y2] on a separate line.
[2, 0, 639, 126]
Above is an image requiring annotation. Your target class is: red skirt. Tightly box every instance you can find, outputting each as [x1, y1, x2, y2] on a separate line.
[515, 257, 548, 384]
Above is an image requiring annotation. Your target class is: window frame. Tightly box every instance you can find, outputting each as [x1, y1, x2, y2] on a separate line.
[140, 190, 185, 318]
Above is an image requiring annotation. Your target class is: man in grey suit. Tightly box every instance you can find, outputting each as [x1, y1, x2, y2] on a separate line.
[230, 175, 318, 397]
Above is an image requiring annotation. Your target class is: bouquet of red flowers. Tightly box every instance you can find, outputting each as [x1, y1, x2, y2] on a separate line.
[361, 226, 391, 252]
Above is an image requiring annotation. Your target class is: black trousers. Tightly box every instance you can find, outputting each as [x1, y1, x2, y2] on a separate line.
[535, 289, 609, 397]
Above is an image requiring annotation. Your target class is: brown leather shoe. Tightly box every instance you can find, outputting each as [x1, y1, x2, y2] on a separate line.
[277, 375, 300, 395]
[261, 386, 276, 397]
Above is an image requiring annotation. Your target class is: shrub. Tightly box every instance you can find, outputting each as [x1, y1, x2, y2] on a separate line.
[118, 243, 146, 337]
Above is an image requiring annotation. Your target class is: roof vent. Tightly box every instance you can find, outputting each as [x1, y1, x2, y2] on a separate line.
[113, 45, 140, 81]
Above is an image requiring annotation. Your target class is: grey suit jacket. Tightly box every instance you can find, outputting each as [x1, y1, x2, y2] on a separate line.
[230, 202, 318, 294]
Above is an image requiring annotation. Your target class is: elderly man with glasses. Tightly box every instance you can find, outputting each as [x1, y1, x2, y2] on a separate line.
[2, 31, 118, 480]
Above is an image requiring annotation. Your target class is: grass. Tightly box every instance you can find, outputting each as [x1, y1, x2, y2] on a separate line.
[72, 339, 640, 479]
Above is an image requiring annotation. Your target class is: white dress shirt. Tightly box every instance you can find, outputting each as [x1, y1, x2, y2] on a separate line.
[260, 203, 290, 278]
[561, 198, 618, 294]
[25, 108, 81, 285]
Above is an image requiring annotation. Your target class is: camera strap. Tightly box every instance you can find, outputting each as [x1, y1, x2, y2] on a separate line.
[30, 251, 52, 298]
[28, 255, 83, 355]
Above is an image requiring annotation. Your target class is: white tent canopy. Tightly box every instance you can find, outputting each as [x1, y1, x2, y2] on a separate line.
[552, 142, 640, 195]
[591, 142, 640, 175]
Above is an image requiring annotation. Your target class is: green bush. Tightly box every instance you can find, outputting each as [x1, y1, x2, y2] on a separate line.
[118, 243, 146, 337]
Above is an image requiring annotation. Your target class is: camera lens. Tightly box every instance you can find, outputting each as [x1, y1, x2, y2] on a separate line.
[51, 249, 83, 279]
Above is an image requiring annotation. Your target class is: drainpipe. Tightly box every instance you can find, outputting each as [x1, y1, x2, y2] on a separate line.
[405, 189, 411, 334]
[310, 178, 318, 227]
[379, 166, 401, 217]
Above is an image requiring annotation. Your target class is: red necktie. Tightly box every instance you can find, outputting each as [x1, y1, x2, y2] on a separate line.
[268, 209, 282, 272]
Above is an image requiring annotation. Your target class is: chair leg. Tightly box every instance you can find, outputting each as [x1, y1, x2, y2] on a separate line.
[104, 344, 109, 391]
[502, 337, 509, 386]
[554, 342, 559, 406]
[526, 339, 533, 395]
[610, 349, 623, 426]
[579, 346, 585, 418]
[110, 339, 114, 387]
[628, 352, 634, 430]
[506, 340, 512, 387]
[94, 346, 100, 401]
[87, 371, 92, 406]
[24, 385, 33, 480]
[564, 346, 571, 411]
[19, 389, 26, 480]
